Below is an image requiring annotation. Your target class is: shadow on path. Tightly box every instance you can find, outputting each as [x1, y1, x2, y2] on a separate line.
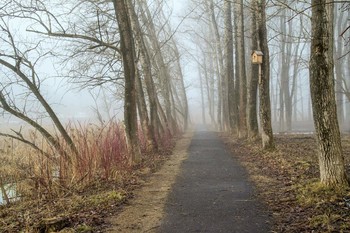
[159, 127, 271, 233]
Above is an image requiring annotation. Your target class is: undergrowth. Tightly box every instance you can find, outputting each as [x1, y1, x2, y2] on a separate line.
[0, 121, 179, 232]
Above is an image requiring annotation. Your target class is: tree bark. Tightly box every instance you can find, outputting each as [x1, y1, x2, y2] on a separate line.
[335, 7, 345, 128]
[280, 11, 293, 132]
[208, 0, 228, 131]
[172, 42, 190, 130]
[112, 0, 141, 164]
[224, 0, 235, 133]
[257, 0, 274, 150]
[199, 65, 206, 124]
[310, 0, 348, 186]
[135, 70, 157, 152]
[127, 0, 158, 151]
[234, 0, 248, 137]
[139, 1, 176, 135]
[247, 0, 259, 139]
[202, 49, 216, 126]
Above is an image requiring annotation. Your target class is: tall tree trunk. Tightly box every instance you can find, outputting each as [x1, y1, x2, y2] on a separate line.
[247, 0, 259, 139]
[203, 51, 216, 125]
[172, 42, 189, 130]
[139, 0, 176, 134]
[310, 0, 348, 186]
[279, 10, 293, 132]
[127, 0, 158, 152]
[224, 0, 235, 133]
[285, 15, 293, 131]
[257, 0, 274, 150]
[280, 14, 287, 132]
[208, 0, 228, 131]
[234, 0, 248, 137]
[113, 0, 141, 164]
[135, 70, 157, 152]
[199, 65, 206, 125]
[335, 7, 345, 128]
[279, 74, 285, 132]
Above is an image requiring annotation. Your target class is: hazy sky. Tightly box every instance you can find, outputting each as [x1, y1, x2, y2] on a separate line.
[0, 0, 199, 129]
[47, 0, 195, 122]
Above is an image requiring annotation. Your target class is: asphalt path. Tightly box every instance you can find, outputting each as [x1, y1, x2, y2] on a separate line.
[158, 128, 271, 233]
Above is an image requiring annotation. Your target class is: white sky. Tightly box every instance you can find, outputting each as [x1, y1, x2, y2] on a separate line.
[0, 1, 198, 128]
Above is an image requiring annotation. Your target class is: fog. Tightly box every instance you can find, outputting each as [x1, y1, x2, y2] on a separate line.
[1, 0, 349, 134]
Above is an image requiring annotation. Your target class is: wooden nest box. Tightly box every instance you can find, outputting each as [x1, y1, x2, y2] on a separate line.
[251, 50, 263, 64]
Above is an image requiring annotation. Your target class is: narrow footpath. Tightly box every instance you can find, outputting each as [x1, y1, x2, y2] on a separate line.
[158, 128, 271, 233]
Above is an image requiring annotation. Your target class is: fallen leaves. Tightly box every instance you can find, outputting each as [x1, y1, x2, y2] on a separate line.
[224, 134, 350, 233]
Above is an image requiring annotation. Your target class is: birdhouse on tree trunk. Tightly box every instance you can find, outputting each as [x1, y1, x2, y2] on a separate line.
[251, 50, 263, 64]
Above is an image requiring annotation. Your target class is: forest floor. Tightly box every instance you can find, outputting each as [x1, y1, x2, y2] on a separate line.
[224, 133, 350, 233]
[2, 129, 350, 232]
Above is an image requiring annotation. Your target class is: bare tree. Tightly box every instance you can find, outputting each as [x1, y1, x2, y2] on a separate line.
[0, 15, 77, 161]
[256, 0, 274, 150]
[224, 0, 235, 133]
[112, 0, 141, 163]
[234, 0, 248, 137]
[247, 0, 259, 139]
[127, 0, 158, 152]
[207, 0, 228, 131]
[138, 0, 177, 135]
[309, 0, 348, 186]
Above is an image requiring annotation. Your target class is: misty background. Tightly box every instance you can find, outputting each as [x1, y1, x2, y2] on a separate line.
[1, 1, 350, 132]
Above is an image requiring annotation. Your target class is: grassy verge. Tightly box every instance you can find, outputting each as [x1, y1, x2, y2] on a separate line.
[0, 149, 176, 232]
[224, 134, 350, 233]
[0, 122, 179, 232]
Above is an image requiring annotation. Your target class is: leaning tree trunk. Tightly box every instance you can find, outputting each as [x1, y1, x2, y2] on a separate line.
[172, 41, 190, 130]
[139, 0, 176, 135]
[310, 0, 348, 186]
[257, 0, 274, 150]
[113, 0, 141, 164]
[135, 71, 157, 152]
[127, 0, 158, 151]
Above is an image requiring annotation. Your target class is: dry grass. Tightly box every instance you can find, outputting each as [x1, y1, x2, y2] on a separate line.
[0, 122, 179, 232]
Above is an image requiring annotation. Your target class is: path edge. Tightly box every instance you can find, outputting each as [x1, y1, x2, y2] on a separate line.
[105, 130, 194, 232]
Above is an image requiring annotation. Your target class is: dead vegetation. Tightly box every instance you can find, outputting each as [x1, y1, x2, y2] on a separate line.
[224, 134, 350, 233]
[0, 122, 178, 232]
[0, 150, 174, 232]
